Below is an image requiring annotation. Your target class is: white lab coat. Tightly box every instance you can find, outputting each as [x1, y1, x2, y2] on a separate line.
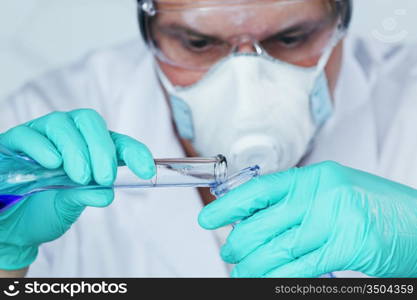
[1, 36, 417, 277]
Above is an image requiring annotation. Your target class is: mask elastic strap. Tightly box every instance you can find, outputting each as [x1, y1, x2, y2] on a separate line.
[154, 61, 196, 140]
[154, 61, 176, 93]
[309, 27, 345, 131]
[314, 27, 346, 77]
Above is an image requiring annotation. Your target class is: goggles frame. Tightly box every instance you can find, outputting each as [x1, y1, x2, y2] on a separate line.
[137, 0, 352, 69]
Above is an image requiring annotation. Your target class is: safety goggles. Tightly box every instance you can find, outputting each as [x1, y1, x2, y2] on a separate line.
[138, 0, 351, 70]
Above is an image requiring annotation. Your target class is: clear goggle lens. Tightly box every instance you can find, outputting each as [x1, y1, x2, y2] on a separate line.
[141, 0, 348, 70]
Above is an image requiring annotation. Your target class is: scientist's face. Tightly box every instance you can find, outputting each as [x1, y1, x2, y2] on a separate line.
[151, 0, 344, 94]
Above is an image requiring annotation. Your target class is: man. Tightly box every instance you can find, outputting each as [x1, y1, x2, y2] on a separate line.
[0, 0, 416, 277]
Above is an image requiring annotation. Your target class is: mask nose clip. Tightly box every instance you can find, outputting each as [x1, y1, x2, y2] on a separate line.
[253, 42, 264, 55]
[231, 35, 264, 56]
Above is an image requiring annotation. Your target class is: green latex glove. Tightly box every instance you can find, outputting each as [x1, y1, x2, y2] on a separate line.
[199, 161, 417, 278]
[0, 109, 156, 270]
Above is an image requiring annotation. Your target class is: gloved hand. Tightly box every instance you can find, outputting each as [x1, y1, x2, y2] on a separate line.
[199, 161, 417, 278]
[0, 109, 155, 270]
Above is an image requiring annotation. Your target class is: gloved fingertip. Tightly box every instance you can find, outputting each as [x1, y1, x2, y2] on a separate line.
[220, 247, 235, 264]
[129, 155, 156, 180]
[109, 160, 118, 183]
[96, 189, 115, 207]
[82, 170, 93, 186]
[66, 173, 85, 186]
[135, 148, 156, 179]
[66, 162, 92, 185]
[136, 161, 156, 180]
[220, 244, 236, 263]
[42, 154, 63, 169]
[147, 161, 157, 178]
[231, 267, 240, 278]
[81, 188, 114, 207]
[197, 209, 217, 230]
[93, 155, 118, 186]
[95, 175, 115, 187]
[35, 147, 62, 169]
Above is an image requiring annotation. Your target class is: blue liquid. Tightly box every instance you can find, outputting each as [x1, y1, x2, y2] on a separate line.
[0, 194, 24, 213]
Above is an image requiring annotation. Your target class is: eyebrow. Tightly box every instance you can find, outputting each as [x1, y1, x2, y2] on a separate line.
[156, 18, 330, 41]
[156, 24, 220, 41]
[276, 20, 323, 35]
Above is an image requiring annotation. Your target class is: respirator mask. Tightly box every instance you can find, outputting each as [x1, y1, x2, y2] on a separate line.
[139, 0, 351, 174]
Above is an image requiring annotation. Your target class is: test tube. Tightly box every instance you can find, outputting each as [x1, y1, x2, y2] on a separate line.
[0, 154, 229, 211]
[113, 155, 228, 189]
[1, 145, 260, 213]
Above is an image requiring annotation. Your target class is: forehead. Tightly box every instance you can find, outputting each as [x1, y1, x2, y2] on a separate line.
[155, 0, 328, 12]
[156, 0, 305, 6]
[155, 0, 331, 38]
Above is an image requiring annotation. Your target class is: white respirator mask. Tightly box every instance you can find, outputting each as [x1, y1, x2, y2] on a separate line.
[157, 50, 334, 174]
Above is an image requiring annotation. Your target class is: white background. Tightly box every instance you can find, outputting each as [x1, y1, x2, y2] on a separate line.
[0, 0, 417, 101]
